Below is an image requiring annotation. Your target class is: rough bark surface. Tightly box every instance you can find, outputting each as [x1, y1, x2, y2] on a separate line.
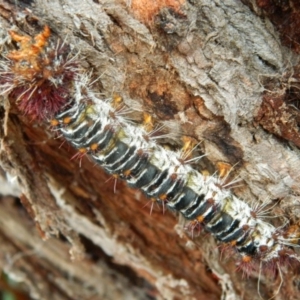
[0, 0, 300, 299]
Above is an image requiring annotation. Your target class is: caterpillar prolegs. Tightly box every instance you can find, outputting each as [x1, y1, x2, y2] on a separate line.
[1, 26, 300, 280]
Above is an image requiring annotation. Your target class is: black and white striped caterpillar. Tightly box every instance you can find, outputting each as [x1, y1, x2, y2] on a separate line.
[1, 26, 300, 276]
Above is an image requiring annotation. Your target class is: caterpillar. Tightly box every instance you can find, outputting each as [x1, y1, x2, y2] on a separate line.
[1, 25, 300, 280]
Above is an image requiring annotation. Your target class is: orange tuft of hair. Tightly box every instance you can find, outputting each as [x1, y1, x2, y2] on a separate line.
[1, 26, 77, 120]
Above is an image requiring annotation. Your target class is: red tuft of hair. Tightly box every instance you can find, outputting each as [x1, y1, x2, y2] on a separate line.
[0, 25, 77, 120]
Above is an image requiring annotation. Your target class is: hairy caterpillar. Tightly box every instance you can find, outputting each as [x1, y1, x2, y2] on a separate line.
[1, 24, 300, 282]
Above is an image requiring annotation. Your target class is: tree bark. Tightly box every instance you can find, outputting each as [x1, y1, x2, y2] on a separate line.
[0, 0, 300, 299]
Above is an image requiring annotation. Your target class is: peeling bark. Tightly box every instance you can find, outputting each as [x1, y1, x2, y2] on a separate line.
[0, 0, 300, 299]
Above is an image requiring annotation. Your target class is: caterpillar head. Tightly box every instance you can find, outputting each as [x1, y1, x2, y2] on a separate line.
[0, 26, 77, 120]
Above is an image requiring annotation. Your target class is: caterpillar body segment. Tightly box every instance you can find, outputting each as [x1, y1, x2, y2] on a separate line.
[50, 87, 292, 268]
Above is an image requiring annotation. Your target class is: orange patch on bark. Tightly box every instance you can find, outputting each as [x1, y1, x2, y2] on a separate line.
[131, 0, 185, 23]
[256, 94, 300, 148]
